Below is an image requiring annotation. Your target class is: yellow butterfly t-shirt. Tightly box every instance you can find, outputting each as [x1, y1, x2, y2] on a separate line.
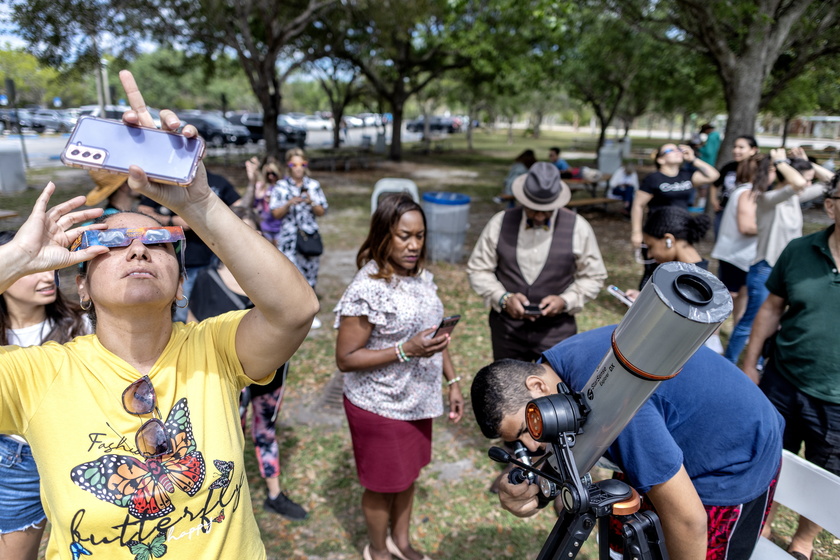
[0, 310, 269, 560]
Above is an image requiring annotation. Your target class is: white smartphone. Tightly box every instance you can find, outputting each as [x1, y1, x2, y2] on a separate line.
[607, 285, 634, 307]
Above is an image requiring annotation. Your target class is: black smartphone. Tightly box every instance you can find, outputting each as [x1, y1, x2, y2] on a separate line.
[61, 116, 206, 186]
[523, 304, 542, 316]
[432, 315, 461, 338]
[608, 285, 634, 307]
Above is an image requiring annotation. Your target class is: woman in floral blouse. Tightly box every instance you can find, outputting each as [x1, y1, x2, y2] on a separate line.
[269, 148, 328, 328]
[334, 193, 464, 560]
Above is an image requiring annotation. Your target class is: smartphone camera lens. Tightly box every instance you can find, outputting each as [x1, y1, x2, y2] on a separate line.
[92, 153, 102, 160]
[71, 149, 80, 156]
[82, 151, 91, 158]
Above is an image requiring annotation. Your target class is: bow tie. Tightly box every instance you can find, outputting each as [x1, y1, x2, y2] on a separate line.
[526, 219, 550, 231]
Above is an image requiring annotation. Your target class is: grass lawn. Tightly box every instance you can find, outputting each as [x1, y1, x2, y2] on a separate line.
[2, 128, 837, 560]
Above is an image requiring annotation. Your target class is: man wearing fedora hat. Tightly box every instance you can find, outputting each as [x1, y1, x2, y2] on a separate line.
[468, 162, 607, 362]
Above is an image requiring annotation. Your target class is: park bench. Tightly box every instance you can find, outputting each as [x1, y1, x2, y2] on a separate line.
[749, 449, 840, 560]
[308, 150, 378, 172]
[565, 197, 624, 212]
[0, 209, 18, 220]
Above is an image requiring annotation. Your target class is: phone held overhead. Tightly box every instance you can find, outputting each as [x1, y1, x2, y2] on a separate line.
[61, 116, 206, 187]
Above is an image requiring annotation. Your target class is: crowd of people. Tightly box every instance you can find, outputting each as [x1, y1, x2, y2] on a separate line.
[1, 73, 838, 560]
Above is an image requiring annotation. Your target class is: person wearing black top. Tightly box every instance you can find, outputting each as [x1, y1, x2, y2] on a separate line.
[709, 136, 759, 238]
[188, 206, 308, 522]
[139, 171, 241, 321]
[631, 143, 719, 288]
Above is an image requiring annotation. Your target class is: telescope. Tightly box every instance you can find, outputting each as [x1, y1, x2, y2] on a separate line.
[489, 262, 732, 560]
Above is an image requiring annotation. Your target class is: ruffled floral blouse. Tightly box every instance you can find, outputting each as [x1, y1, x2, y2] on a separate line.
[334, 260, 445, 421]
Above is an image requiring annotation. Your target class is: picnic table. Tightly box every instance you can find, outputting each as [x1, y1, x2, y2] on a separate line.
[565, 173, 612, 197]
[0, 210, 18, 220]
[308, 150, 377, 172]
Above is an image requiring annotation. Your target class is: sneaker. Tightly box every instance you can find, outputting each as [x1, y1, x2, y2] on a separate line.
[264, 492, 308, 520]
[311, 316, 322, 330]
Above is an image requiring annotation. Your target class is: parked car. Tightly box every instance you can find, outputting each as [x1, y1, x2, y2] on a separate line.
[302, 114, 333, 131]
[356, 113, 382, 127]
[406, 116, 461, 134]
[230, 112, 307, 147]
[0, 108, 44, 133]
[32, 109, 72, 132]
[179, 112, 250, 146]
[343, 115, 364, 128]
[78, 105, 162, 128]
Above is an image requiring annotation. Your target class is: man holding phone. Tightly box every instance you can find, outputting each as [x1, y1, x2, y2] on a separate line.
[467, 162, 607, 363]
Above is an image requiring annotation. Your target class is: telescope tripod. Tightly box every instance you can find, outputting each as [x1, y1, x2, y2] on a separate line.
[535, 477, 669, 560]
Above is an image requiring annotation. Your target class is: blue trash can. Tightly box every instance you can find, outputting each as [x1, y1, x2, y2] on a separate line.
[421, 192, 470, 263]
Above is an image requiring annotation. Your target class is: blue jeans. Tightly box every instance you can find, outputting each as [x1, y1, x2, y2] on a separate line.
[724, 260, 772, 364]
[0, 435, 45, 533]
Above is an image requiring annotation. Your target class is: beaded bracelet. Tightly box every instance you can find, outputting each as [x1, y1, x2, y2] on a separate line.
[499, 292, 513, 310]
[395, 344, 405, 363]
[446, 376, 461, 386]
[397, 342, 410, 362]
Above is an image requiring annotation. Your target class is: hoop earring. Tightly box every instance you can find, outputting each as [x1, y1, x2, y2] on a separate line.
[80, 299, 92, 311]
[175, 296, 189, 309]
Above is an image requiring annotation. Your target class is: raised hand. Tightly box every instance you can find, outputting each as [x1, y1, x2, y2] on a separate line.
[2, 183, 107, 282]
[117, 70, 213, 217]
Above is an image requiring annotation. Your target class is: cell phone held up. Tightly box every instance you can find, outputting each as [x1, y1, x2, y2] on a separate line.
[61, 116, 206, 187]
[431, 315, 461, 338]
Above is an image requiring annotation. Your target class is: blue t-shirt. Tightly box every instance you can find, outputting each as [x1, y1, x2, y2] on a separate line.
[541, 326, 783, 506]
[554, 159, 570, 172]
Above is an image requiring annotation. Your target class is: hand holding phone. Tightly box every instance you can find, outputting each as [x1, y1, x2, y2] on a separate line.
[61, 116, 205, 187]
[522, 304, 542, 316]
[607, 285, 634, 307]
[432, 315, 461, 338]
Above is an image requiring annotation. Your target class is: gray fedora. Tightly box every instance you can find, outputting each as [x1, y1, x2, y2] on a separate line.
[511, 162, 571, 211]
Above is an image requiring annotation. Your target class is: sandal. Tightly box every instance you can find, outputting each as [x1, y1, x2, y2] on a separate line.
[787, 550, 811, 560]
[385, 536, 433, 560]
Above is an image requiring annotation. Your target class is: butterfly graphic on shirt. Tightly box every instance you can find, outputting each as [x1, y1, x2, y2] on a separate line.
[70, 398, 206, 520]
[69, 542, 92, 560]
[213, 509, 225, 523]
[208, 459, 233, 490]
[127, 531, 167, 560]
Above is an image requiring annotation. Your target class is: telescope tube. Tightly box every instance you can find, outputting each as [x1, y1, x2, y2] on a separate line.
[570, 262, 731, 474]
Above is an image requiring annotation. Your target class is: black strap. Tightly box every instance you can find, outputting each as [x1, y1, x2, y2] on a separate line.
[207, 267, 250, 311]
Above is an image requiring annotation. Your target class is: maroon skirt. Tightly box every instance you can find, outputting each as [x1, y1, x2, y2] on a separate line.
[343, 396, 432, 493]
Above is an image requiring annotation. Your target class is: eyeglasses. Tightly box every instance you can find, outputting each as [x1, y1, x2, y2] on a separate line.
[634, 243, 657, 265]
[71, 226, 186, 271]
[287, 162, 308, 168]
[122, 376, 172, 458]
[660, 148, 678, 156]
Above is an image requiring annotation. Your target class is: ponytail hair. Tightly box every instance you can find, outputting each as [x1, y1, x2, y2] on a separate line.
[643, 207, 710, 245]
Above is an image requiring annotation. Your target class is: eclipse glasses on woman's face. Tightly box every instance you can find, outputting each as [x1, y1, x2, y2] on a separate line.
[71, 226, 185, 251]
[71, 226, 187, 271]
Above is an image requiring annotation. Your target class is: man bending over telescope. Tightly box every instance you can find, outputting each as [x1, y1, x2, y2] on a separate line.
[472, 325, 783, 560]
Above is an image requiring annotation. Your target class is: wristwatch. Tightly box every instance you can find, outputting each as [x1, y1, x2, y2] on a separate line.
[773, 158, 791, 166]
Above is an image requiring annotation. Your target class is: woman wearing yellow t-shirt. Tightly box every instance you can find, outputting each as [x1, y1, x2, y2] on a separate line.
[0, 71, 318, 560]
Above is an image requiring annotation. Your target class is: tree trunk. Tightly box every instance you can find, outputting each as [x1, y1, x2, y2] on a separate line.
[532, 110, 543, 139]
[507, 117, 514, 145]
[717, 68, 763, 167]
[466, 101, 475, 151]
[260, 70, 282, 160]
[781, 117, 791, 147]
